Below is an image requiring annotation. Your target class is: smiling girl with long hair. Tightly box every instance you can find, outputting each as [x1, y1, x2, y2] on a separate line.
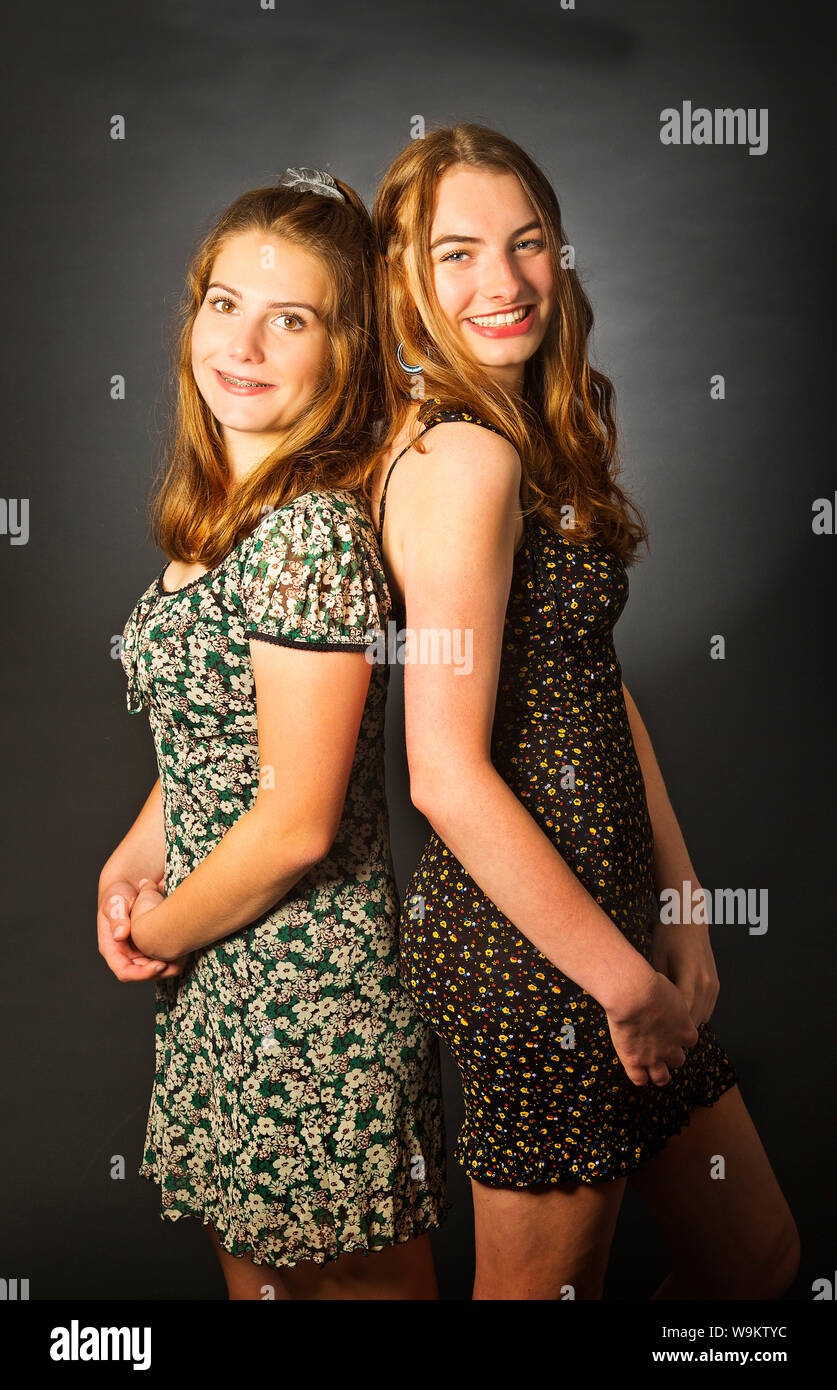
[97, 170, 446, 1299]
[367, 123, 798, 1300]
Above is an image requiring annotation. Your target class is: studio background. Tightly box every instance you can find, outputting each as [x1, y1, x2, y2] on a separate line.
[2, 0, 832, 1300]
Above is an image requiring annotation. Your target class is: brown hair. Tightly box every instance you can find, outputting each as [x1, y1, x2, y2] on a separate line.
[370, 123, 649, 563]
[151, 179, 380, 567]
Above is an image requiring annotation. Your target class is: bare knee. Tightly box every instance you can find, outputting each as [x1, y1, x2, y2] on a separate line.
[726, 1215, 801, 1300]
[674, 1215, 801, 1300]
[283, 1234, 437, 1300]
[229, 1270, 289, 1300]
[470, 1175, 625, 1301]
[473, 1221, 609, 1300]
[756, 1218, 801, 1299]
[474, 1262, 605, 1300]
[205, 1223, 291, 1300]
[330, 1235, 437, 1298]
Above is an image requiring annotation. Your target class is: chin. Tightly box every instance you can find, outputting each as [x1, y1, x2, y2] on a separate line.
[213, 402, 274, 430]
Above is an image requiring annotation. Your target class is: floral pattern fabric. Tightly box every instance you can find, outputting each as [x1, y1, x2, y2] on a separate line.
[120, 488, 447, 1267]
[379, 403, 739, 1188]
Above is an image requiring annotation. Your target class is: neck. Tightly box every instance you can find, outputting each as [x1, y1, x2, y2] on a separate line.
[221, 424, 286, 485]
[489, 363, 525, 397]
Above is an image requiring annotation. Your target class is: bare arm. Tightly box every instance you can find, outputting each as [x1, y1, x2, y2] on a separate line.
[98, 777, 166, 898]
[621, 682, 720, 1024]
[129, 641, 372, 962]
[391, 424, 701, 1088]
[96, 778, 183, 980]
[400, 424, 656, 1017]
[621, 682, 698, 899]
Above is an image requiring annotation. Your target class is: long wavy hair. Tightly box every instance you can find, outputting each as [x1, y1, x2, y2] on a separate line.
[370, 124, 649, 563]
[151, 179, 380, 567]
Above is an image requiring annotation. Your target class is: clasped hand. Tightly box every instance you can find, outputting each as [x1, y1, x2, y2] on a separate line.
[603, 894, 720, 1090]
[650, 914, 720, 1029]
[97, 876, 191, 982]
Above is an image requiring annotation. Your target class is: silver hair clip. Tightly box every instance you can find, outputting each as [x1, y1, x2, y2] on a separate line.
[276, 167, 345, 202]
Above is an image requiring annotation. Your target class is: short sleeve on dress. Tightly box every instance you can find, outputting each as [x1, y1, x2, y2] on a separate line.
[120, 586, 158, 713]
[240, 493, 389, 651]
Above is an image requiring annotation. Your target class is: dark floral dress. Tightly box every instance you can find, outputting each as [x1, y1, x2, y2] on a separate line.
[120, 488, 447, 1267]
[377, 402, 738, 1189]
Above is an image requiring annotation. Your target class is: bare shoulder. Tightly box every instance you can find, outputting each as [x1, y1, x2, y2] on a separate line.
[391, 418, 522, 523]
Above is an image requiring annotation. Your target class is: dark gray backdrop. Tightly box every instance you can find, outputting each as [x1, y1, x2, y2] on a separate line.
[1, 0, 832, 1300]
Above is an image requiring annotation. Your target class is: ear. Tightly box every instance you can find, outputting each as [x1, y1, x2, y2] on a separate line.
[384, 255, 389, 264]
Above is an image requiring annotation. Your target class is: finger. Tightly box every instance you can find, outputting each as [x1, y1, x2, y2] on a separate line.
[101, 934, 160, 967]
[648, 1063, 671, 1087]
[116, 965, 166, 981]
[102, 951, 167, 981]
[123, 937, 176, 974]
[107, 942, 164, 972]
[103, 897, 129, 937]
[102, 894, 134, 941]
[163, 952, 189, 971]
[128, 953, 166, 969]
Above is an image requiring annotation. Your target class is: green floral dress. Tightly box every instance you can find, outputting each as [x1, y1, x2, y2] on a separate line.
[120, 488, 447, 1268]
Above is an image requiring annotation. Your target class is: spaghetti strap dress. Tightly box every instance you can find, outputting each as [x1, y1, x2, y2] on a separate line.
[376, 401, 738, 1189]
[119, 488, 447, 1264]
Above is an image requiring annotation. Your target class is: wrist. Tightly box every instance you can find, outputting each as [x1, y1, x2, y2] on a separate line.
[653, 869, 701, 906]
[129, 911, 159, 959]
[99, 855, 164, 902]
[654, 876, 712, 928]
[131, 906, 183, 963]
[596, 951, 657, 1018]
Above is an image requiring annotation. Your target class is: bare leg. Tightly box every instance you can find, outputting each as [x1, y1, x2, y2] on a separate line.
[205, 1225, 291, 1300]
[206, 1223, 438, 1300]
[627, 1084, 800, 1299]
[282, 1233, 438, 1300]
[470, 1174, 628, 1300]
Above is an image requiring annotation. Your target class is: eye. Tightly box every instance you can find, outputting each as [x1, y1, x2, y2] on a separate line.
[273, 313, 304, 331]
[208, 295, 237, 313]
[438, 238, 545, 264]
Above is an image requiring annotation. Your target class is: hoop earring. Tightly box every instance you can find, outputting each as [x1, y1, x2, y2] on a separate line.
[396, 340, 424, 375]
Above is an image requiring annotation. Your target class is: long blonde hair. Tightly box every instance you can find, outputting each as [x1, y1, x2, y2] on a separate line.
[151, 179, 380, 567]
[370, 124, 649, 563]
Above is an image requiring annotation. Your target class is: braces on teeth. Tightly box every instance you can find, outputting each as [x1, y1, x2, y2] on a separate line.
[220, 372, 270, 387]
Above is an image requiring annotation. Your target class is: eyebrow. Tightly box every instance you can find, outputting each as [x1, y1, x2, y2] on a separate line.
[206, 282, 321, 317]
[429, 219, 543, 252]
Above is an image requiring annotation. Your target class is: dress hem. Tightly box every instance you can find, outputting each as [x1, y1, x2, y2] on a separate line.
[138, 1167, 451, 1270]
[457, 1072, 739, 1190]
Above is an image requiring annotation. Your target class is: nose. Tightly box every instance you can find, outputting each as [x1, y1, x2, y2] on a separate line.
[479, 251, 525, 304]
[226, 318, 265, 362]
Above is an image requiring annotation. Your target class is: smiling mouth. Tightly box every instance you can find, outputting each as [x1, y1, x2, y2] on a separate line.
[466, 305, 534, 327]
[217, 370, 274, 387]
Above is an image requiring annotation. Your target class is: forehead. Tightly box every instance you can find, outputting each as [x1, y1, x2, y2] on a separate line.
[210, 230, 329, 298]
[430, 166, 536, 231]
